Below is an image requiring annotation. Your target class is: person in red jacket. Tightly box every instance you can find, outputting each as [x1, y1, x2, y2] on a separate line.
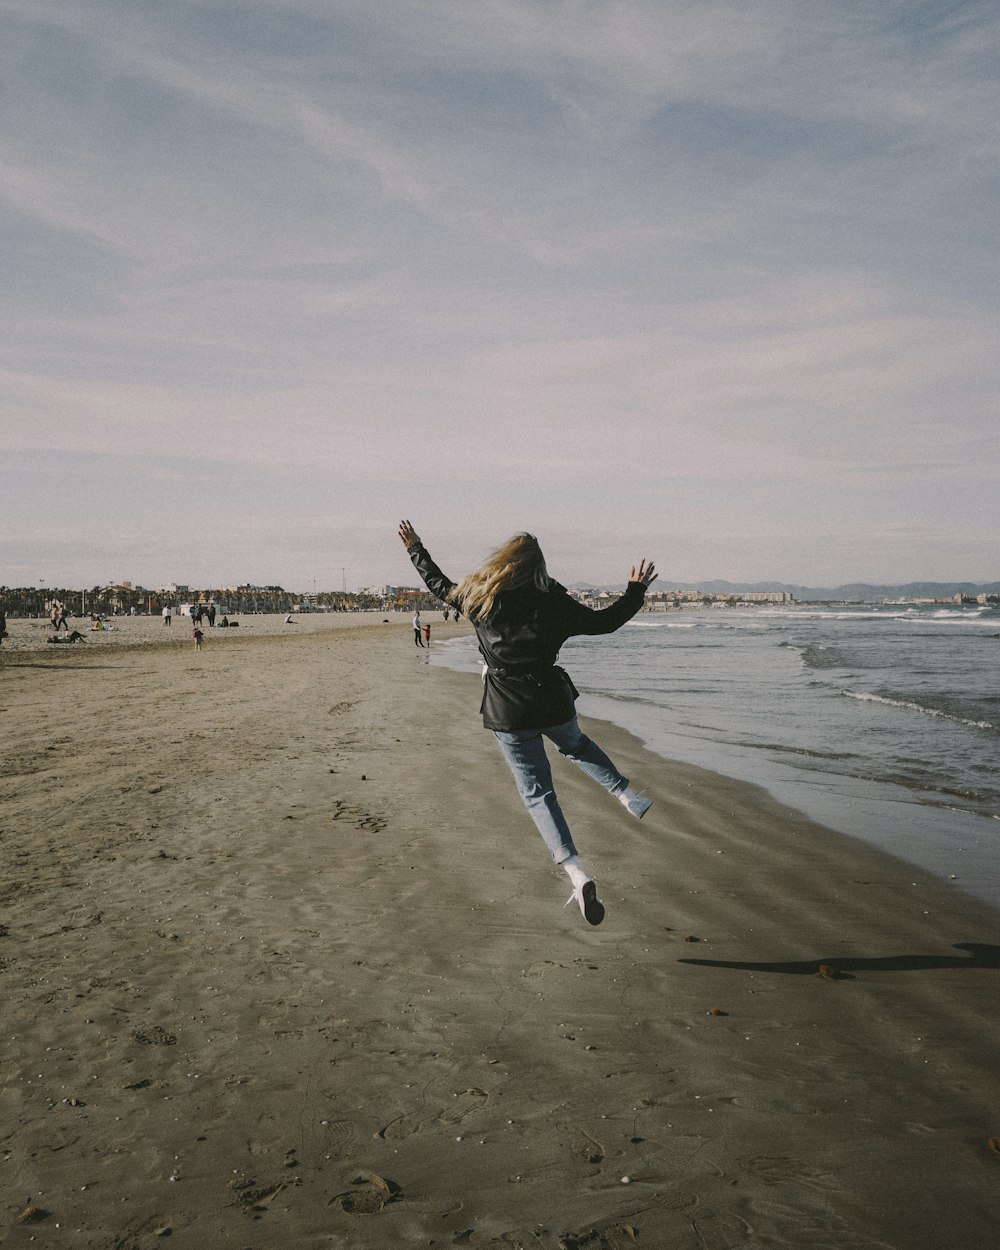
[399, 519, 656, 926]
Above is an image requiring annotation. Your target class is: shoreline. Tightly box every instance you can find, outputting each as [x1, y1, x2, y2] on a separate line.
[2, 622, 999, 1247]
[581, 686, 1000, 914]
[429, 631, 1000, 913]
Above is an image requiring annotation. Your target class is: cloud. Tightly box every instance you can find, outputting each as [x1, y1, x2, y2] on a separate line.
[1, 1, 998, 586]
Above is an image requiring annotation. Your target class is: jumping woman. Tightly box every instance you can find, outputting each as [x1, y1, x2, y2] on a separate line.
[398, 520, 657, 926]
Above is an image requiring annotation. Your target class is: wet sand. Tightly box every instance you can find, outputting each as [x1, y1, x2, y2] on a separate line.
[1, 616, 999, 1248]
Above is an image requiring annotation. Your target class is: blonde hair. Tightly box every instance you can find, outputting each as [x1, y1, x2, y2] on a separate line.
[453, 533, 551, 621]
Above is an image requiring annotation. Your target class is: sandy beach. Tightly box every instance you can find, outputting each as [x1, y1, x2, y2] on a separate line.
[1, 614, 998, 1249]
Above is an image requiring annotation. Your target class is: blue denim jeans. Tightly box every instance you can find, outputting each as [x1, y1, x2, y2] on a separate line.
[493, 716, 629, 863]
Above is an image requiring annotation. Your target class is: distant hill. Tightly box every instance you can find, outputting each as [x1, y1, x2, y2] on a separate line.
[569, 580, 1000, 602]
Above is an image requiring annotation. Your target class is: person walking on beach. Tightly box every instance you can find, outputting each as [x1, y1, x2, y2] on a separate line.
[193, 625, 204, 651]
[163, 604, 172, 626]
[398, 519, 656, 926]
[412, 611, 424, 647]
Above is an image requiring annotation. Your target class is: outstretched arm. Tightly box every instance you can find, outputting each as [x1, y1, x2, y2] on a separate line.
[564, 556, 658, 636]
[397, 519, 457, 603]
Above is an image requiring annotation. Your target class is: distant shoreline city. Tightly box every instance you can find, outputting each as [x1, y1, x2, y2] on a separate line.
[2, 577, 998, 620]
[579, 587, 1000, 609]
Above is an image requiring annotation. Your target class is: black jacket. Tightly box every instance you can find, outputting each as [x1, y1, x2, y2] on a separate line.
[407, 542, 647, 731]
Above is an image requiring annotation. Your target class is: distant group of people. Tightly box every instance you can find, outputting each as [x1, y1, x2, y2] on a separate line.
[162, 601, 229, 645]
[163, 603, 217, 624]
[412, 605, 461, 648]
[49, 599, 69, 632]
[188, 603, 225, 650]
[0, 603, 236, 652]
[412, 612, 430, 647]
[190, 606, 237, 648]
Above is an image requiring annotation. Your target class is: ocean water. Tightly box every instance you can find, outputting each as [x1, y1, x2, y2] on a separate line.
[432, 603, 1000, 909]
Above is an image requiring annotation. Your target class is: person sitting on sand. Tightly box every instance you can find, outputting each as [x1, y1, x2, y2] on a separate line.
[398, 519, 657, 926]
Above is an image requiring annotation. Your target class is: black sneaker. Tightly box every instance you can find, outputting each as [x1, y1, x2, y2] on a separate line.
[566, 879, 605, 925]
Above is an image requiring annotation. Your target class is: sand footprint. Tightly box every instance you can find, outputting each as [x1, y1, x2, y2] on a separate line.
[741, 1154, 836, 1191]
[379, 1110, 433, 1141]
[523, 959, 562, 979]
[131, 1024, 177, 1046]
[229, 1177, 287, 1214]
[330, 799, 388, 834]
[438, 1087, 489, 1126]
[321, 1118, 360, 1155]
[570, 1129, 606, 1170]
[329, 1171, 401, 1214]
[559, 1223, 639, 1249]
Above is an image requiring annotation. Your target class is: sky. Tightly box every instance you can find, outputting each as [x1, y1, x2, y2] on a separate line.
[2, 0, 998, 592]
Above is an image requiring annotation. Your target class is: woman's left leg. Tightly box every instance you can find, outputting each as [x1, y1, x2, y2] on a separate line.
[493, 728, 578, 863]
[494, 723, 607, 925]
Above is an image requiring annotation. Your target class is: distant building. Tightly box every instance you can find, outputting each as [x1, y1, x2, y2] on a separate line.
[735, 591, 794, 603]
[647, 589, 794, 606]
[572, 588, 794, 608]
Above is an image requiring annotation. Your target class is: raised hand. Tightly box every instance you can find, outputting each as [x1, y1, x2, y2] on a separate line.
[398, 519, 421, 549]
[629, 558, 657, 588]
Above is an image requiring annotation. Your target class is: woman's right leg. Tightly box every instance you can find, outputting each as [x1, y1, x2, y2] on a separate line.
[544, 717, 628, 795]
[545, 717, 652, 818]
[493, 728, 577, 863]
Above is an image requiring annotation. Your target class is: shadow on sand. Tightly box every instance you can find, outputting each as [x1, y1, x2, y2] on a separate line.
[0, 661, 124, 671]
[679, 942, 1000, 979]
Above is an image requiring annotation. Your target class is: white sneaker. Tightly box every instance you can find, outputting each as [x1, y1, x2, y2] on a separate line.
[564, 879, 605, 926]
[618, 787, 652, 819]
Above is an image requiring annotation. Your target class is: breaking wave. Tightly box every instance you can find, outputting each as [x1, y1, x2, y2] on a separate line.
[841, 689, 996, 731]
